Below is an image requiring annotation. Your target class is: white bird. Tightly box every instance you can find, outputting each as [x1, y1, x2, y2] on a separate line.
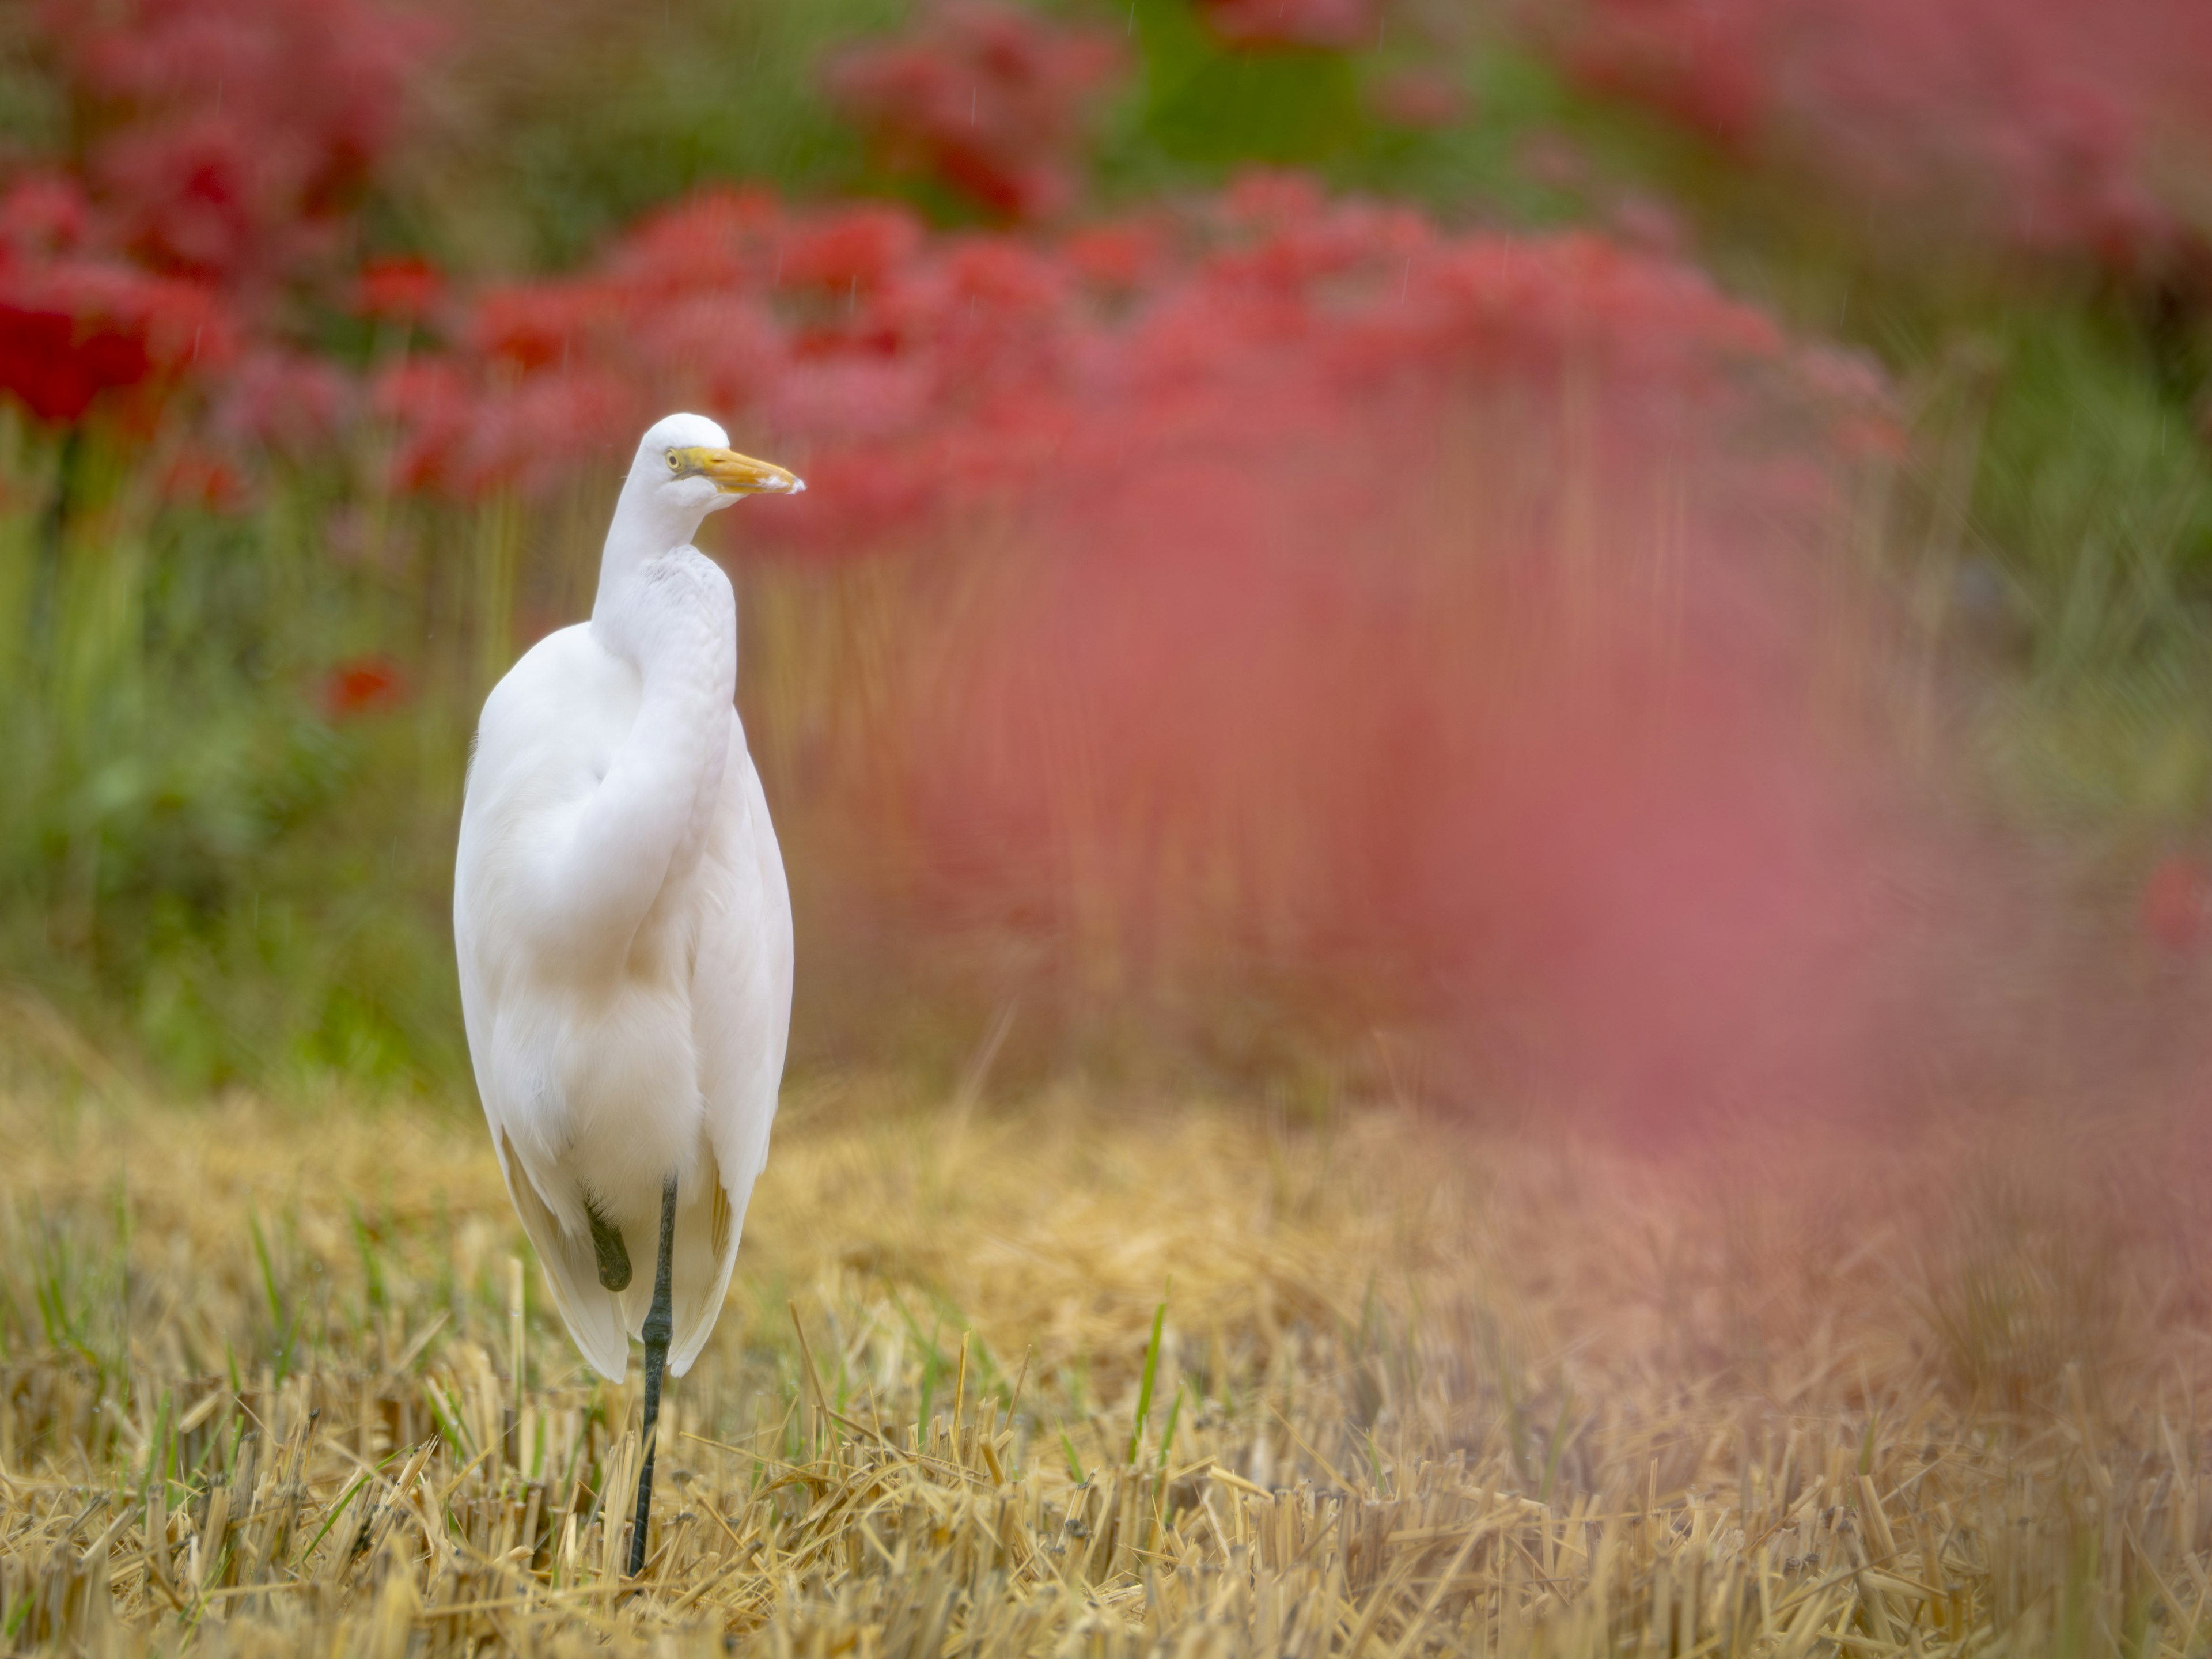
[454, 413, 802, 1573]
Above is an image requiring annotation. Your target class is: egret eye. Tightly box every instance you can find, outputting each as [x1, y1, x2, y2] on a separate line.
[667, 453, 681, 472]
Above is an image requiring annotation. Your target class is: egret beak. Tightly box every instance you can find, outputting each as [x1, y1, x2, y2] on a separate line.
[672, 446, 806, 495]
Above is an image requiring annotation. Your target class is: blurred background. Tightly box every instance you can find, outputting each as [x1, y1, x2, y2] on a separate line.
[12, 16, 2212, 1641]
[4, 0, 2212, 1122]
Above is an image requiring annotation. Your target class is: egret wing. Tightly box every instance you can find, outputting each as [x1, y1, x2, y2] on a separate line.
[455, 637, 638, 1383]
[665, 725, 793, 1376]
[497, 1128, 632, 1380]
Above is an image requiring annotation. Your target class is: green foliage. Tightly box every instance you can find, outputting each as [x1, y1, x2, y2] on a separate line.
[0, 421, 470, 1095]
[1124, 1286, 1166, 1467]
[1124, 0, 1366, 169]
[1092, 2, 1599, 223]
[1839, 304, 2212, 827]
[401, 0, 907, 271]
[1974, 312, 2212, 674]
[0, 6, 66, 158]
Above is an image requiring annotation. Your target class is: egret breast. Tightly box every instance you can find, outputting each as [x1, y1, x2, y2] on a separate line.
[548, 965, 705, 1213]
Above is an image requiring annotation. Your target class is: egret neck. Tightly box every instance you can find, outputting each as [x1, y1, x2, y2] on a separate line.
[590, 452, 722, 646]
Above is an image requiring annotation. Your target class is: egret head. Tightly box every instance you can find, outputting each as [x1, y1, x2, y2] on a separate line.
[635, 413, 805, 518]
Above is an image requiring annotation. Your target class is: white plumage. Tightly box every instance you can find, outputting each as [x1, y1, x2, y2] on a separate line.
[455, 413, 800, 1384]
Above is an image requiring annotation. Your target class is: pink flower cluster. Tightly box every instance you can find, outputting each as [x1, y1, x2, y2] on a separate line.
[823, 2, 1127, 223]
[376, 173, 1883, 533]
[0, 176, 233, 426]
[36, 0, 437, 294]
[858, 177, 1904, 1110]
[1535, 0, 2212, 270]
[0, 0, 432, 433]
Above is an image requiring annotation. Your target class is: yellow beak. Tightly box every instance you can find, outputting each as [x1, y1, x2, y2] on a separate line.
[672, 446, 806, 495]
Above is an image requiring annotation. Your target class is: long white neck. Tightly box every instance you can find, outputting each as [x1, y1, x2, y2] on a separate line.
[543, 462, 738, 966]
[589, 464, 714, 656]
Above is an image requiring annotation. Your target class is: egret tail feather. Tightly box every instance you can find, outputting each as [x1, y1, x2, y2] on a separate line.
[496, 1131, 628, 1381]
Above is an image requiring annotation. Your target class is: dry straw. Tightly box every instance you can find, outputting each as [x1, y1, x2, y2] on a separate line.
[0, 1069, 2203, 1656]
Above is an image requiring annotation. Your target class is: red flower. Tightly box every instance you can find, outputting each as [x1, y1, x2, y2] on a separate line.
[37, 0, 441, 294]
[214, 347, 354, 457]
[0, 174, 97, 257]
[824, 2, 1126, 222]
[371, 358, 476, 494]
[0, 254, 232, 425]
[351, 256, 446, 325]
[471, 282, 622, 372]
[1196, 0, 1381, 51]
[1062, 220, 1171, 293]
[159, 445, 248, 512]
[0, 307, 150, 425]
[466, 368, 645, 497]
[1371, 70, 1467, 129]
[1531, 0, 2212, 271]
[323, 654, 409, 719]
[612, 188, 782, 298]
[2143, 854, 2212, 954]
[775, 205, 926, 294]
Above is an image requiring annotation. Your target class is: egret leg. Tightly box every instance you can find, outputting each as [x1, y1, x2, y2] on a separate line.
[628, 1174, 678, 1577]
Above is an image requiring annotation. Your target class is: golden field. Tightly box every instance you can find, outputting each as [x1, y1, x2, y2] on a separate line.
[0, 1053, 2204, 1657]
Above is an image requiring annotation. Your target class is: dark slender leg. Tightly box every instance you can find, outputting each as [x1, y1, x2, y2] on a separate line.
[628, 1174, 678, 1577]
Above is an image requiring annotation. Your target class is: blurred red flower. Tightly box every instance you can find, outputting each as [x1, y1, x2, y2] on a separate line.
[775, 206, 927, 294]
[0, 253, 233, 425]
[214, 347, 355, 458]
[471, 282, 621, 372]
[1197, 0, 1382, 51]
[1062, 219, 1172, 294]
[372, 359, 477, 494]
[2143, 854, 2212, 953]
[0, 174, 98, 257]
[373, 170, 1890, 567]
[351, 256, 447, 326]
[466, 368, 646, 497]
[1532, 0, 2212, 270]
[35, 0, 440, 294]
[322, 654, 410, 719]
[824, 2, 1126, 222]
[1371, 70, 1467, 129]
[0, 1, 435, 445]
[158, 445, 249, 512]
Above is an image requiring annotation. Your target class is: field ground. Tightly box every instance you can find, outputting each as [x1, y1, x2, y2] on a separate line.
[0, 1067, 2205, 1656]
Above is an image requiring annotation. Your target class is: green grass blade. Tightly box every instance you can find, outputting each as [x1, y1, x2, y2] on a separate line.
[1126, 1285, 1169, 1468]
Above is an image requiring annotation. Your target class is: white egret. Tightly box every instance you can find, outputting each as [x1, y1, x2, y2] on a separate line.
[454, 413, 802, 1574]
